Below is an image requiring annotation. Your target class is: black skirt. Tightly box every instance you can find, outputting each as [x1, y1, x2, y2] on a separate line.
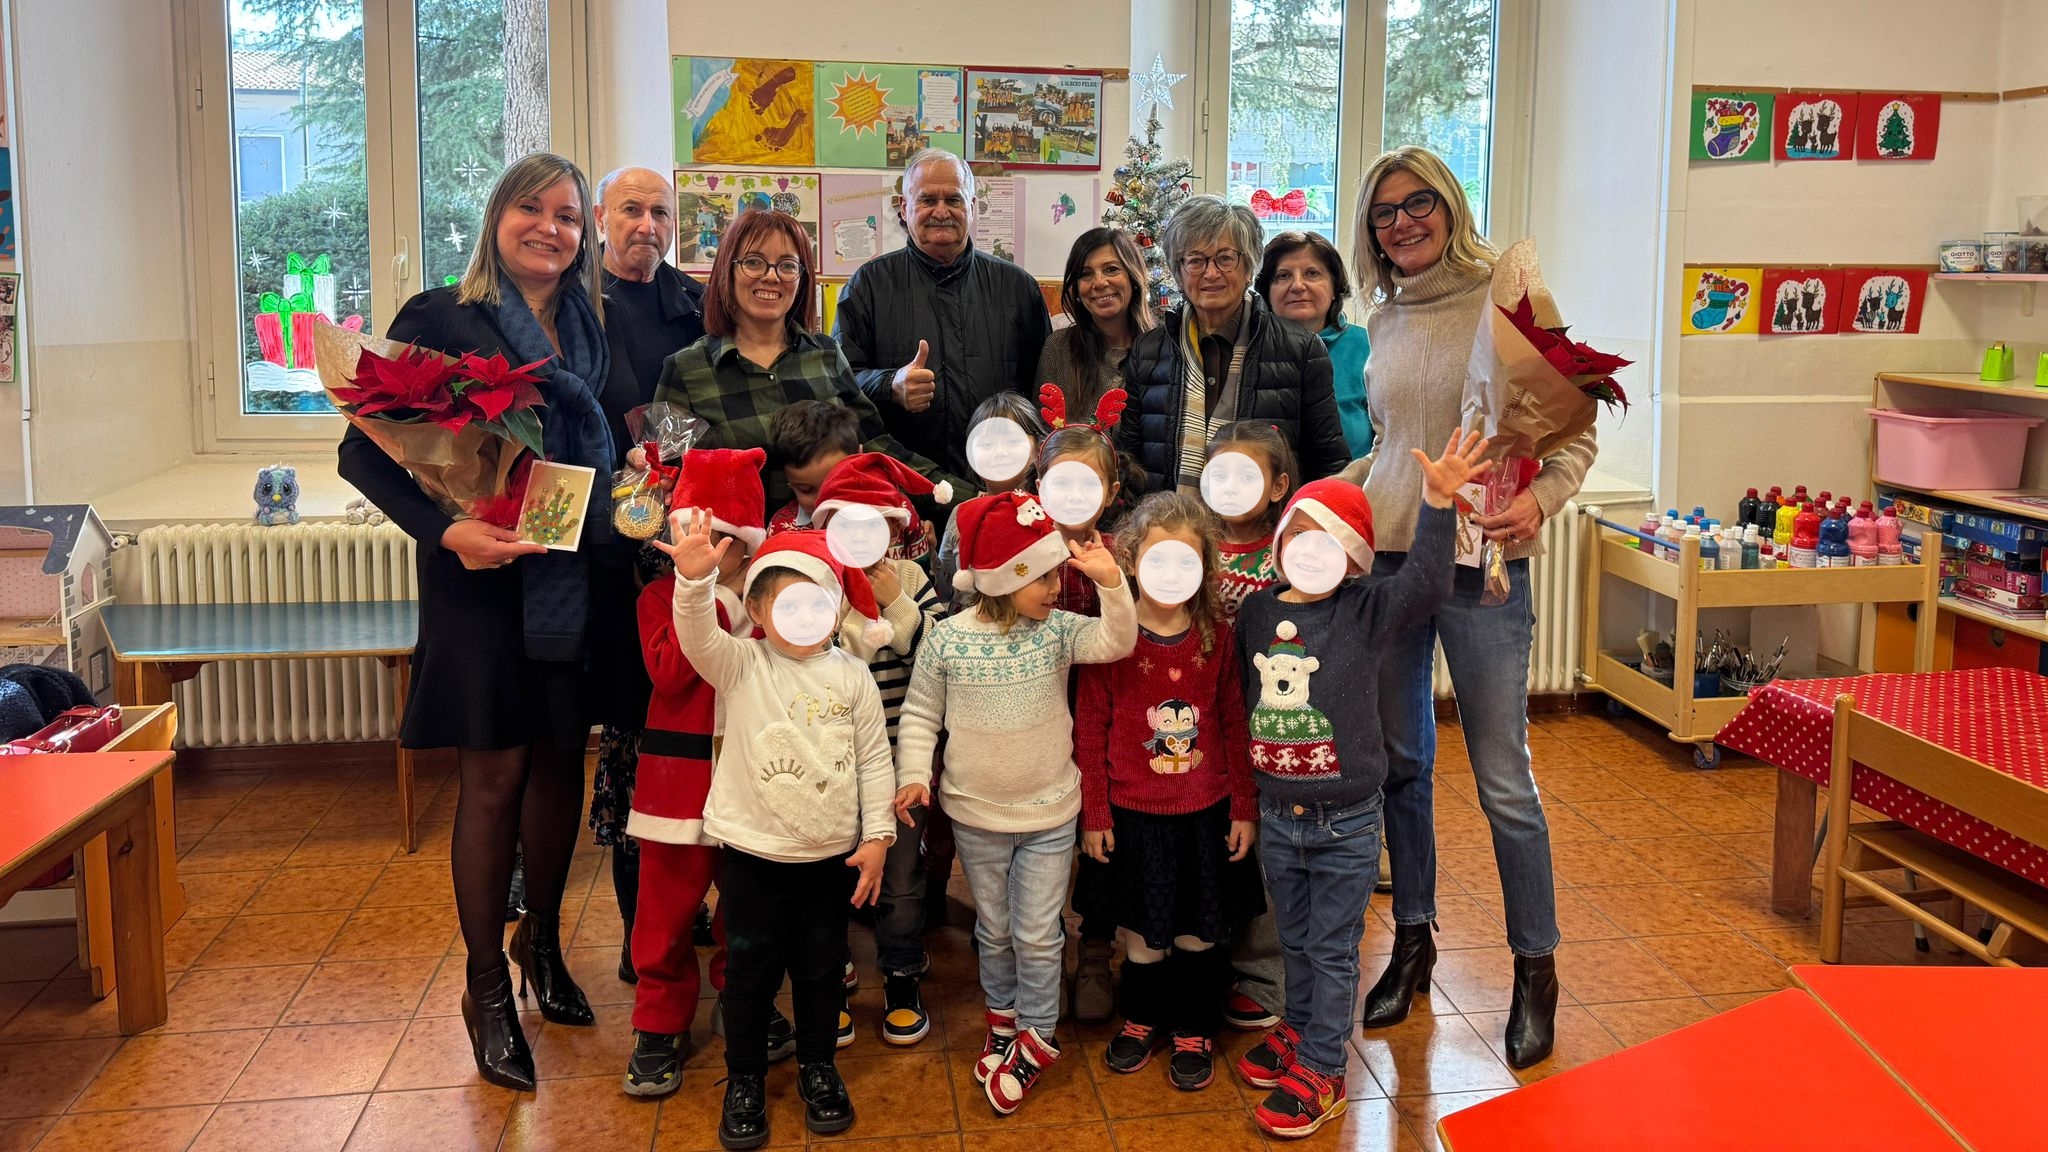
[1101, 798, 1265, 952]
[400, 543, 592, 752]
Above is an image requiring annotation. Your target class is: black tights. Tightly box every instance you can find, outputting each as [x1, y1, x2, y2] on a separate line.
[611, 838, 640, 930]
[454, 740, 587, 979]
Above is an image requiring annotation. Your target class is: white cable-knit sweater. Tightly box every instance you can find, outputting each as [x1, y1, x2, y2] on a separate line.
[1340, 258, 1598, 559]
[895, 577, 1137, 833]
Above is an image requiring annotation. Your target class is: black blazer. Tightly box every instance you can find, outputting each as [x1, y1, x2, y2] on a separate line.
[600, 262, 705, 464]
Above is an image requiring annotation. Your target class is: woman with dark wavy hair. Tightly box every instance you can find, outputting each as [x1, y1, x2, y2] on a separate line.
[1037, 227, 1155, 417]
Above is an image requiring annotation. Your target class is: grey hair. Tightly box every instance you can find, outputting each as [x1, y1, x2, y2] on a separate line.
[901, 147, 976, 200]
[1162, 195, 1263, 287]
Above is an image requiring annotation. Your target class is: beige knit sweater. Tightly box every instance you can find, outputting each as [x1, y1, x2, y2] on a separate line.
[1339, 259, 1597, 560]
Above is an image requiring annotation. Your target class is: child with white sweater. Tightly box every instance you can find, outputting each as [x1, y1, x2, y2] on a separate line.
[895, 491, 1137, 1117]
[662, 511, 898, 1151]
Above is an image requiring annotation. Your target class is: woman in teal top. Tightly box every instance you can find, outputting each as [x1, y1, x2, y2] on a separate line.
[1256, 231, 1373, 457]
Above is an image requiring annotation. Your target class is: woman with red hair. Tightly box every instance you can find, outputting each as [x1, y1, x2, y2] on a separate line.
[650, 210, 945, 518]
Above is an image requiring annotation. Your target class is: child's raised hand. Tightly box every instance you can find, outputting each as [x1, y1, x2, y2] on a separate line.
[1412, 428, 1494, 509]
[1082, 828, 1114, 864]
[1067, 532, 1124, 588]
[867, 559, 903, 609]
[847, 838, 889, 907]
[892, 783, 929, 825]
[653, 507, 731, 579]
[1226, 820, 1257, 862]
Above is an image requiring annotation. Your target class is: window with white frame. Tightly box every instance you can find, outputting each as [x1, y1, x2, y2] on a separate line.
[1205, 0, 1524, 250]
[187, 0, 577, 444]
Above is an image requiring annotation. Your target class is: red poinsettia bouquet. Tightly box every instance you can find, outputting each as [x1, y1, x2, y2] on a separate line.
[315, 324, 550, 528]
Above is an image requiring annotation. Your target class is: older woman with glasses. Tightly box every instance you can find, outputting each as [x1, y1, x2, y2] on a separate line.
[1114, 195, 1349, 495]
[1342, 146, 1596, 1071]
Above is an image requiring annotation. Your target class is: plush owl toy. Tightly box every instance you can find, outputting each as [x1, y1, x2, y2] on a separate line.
[253, 464, 301, 526]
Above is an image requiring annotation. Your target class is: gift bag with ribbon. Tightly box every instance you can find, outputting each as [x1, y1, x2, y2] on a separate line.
[610, 402, 708, 540]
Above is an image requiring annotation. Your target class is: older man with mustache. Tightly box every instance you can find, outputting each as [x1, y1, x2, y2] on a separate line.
[833, 147, 1051, 482]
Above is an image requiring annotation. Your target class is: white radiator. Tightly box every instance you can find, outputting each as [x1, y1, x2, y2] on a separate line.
[1430, 499, 1583, 699]
[128, 523, 415, 747]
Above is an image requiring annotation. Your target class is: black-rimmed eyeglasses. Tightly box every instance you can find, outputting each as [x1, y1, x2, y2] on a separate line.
[1367, 190, 1442, 231]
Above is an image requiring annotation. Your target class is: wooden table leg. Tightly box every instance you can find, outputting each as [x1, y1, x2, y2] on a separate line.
[107, 784, 167, 1034]
[84, 666, 185, 997]
[1773, 768, 1819, 917]
[385, 655, 416, 853]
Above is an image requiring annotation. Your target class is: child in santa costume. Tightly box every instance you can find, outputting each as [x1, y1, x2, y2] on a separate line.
[1230, 432, 1488, 1139]
[894, 491, 1136, 1117]
[809, 451, 950, 1046]
[622, 448, 793, 1100]
[662, 513, 898, 1150]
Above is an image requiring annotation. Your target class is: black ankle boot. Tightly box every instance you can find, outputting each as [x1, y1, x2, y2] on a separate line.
[461, 961, 536, 1091]
[1361, 921, 1436, 1028]
[1504, 952, 1559, 1069]
[618, 917, 638, 985]
[510, 910, 595, 1025]
[798, 1061, 855, 1134]
[718, 1071, 770, 1150]
[504, 854, 526, 922]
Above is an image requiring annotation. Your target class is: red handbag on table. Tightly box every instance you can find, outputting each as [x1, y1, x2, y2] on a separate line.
[5, 705, 124, 887]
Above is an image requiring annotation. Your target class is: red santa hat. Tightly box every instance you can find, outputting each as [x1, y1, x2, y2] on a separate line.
[951, 491, 1070, 598]
[811, 452, 952, 527]
[1278, 478, 1376, 573]
[670, 447, 767, 551]
[742, 531, 892, 647]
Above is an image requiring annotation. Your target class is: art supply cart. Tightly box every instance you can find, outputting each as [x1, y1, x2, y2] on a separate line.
[1578, 512, 1938, 767]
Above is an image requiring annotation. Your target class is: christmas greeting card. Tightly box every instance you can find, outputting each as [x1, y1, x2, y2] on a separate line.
[1836, 268, 1929, 333]
[1689, 92, 1773, 162]
[1856, 93, 1940, 160]
[1774, 92, 1858, 161]
[1680, 267, 1762, 335]
[1760, 268, 1844, 334]
[519, 462, 596, 551]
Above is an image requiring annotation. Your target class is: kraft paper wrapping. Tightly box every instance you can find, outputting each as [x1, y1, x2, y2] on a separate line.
[315, 323, 530, 520]
[1461, 238, 1599, 464]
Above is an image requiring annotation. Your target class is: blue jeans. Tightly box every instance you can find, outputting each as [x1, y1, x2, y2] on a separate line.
[1375, 552, 1559, 957]
[1259, 794, 1382, 1077]
[953, 817, 1077, 1036]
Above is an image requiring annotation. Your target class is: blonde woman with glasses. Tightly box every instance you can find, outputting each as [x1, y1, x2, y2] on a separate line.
[1341, 146, 1597, 1070]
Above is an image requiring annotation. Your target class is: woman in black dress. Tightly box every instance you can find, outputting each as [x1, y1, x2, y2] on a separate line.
[338, 153, 613, 1090]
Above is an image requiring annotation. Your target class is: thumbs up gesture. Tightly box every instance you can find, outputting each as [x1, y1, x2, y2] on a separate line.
[892, 339, 936, 413]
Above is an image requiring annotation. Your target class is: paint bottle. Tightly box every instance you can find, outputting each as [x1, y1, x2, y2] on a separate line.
[1790, 503, 1821, 569]
[1689, 505, 1708, 527]
[1683, 524, 1704, 567]
[1774, 498, 1799, 554]
[1877, 507, 1903, 566]
[1761, 535, 1779, 569]
[1741, 525, 1761, 569]
[1848, 503, 1878, 566]
[1738, 488, 1761, 531]
[1698, 525, 1718, 571]
[1816, 490, 1833, 513]
[1638, 510, 1663, 553]
[1791, 484, 1811, 508]
[1758, 487, 1785, 533]
[1658, 515, 1682, 562]
[1720, 526, 1742, 570]
[1818, 506, 1850, 567]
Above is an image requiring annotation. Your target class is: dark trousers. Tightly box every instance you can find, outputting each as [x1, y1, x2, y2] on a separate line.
[718, 847, 854, 1075]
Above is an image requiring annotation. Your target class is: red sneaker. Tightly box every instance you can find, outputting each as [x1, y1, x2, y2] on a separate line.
[1235, 1021, 1300, 1089]
[973, 1008, 1019, 1085]
[1255, 1064, 1347, 1139]
[1224, 989, 1280, 1030]
[984, 1027, 1060, 1116]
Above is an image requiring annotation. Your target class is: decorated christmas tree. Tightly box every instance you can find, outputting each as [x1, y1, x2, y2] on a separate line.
[1102, 109, 1193, 313]
[1877, 103, 1912, 157]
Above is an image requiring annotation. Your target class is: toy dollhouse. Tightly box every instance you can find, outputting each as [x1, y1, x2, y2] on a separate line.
[0, 505, 115, 700]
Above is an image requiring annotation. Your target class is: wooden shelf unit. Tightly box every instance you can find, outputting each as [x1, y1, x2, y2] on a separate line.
[1579, 521, 1938, 768]
[1929, 272, 2048, 316]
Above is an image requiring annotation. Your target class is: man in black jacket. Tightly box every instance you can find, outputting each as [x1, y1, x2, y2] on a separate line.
[833, 148, 1051, 481]
[596, 166, 706, 459]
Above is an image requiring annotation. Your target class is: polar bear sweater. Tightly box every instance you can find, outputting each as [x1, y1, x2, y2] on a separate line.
[673, 571, 897, 863]
[896, 576, 1138, 833]
[1235, 502, 1457, 810]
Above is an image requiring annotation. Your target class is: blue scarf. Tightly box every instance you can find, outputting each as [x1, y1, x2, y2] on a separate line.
[492, 273, 614, 662]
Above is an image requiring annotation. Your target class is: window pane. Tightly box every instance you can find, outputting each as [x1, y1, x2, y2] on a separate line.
[1382, 0, 1496, 230]
[229, 0, 369, 414]
[1226, 0, 1343, 245]
[417, 0, 550, 291]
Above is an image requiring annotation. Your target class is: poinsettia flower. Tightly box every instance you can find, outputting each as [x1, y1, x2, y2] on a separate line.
[333, 345, 459, 417]
[1498, 299, 1633, 411]
[451, 351, 549, 422]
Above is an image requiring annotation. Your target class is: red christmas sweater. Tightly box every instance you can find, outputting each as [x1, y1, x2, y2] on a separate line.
[1216, 534, 1277, 626]
[768, 499, 932, 563]
[625, 573, 756, 845]
[1053, 529, 1115, 617]
[1074, 623, 1256, 832]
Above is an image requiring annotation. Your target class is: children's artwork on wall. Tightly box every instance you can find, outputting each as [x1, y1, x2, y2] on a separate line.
[673, 170, 821, 273]
[1856, 93, 1940, 160]
[1689, 92, 1773, 162]
[967, 70, 1103, 169]
[0, 147, 14, 259]
[1018, 176, 1100, 279]
[1760, 268, 1843, 334]
[0, 273, 16, 385]
[974, 176, 1020, 264]
[674, 57, 817, 167]
[1837, 268, 1928, 334]
[1680, 267, 1761, 335]
[1773, 92, 1858, 161]
[818, 174, 909, 277]
[813, 62, 965, 169]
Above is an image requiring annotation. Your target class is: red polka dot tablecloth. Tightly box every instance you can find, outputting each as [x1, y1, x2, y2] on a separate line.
[1716, 668, 2048, 886]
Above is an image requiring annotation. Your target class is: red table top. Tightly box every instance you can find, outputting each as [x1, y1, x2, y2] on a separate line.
[0, 751, 173, 876]
[1715, 667, 2048, 885]
[1792, 965, 2048, 1152]
[1437, 990, 1965, 1151]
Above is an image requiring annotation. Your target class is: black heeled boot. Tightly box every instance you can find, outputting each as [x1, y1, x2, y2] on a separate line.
[510, 909, 595, 1025]
[1361, 921, 1436, 1028]
[504, 852, 525, 922]
[1504, 952, 1559, 1069]
[618, 919, 638, 985]
[461, 961, 536, 1091]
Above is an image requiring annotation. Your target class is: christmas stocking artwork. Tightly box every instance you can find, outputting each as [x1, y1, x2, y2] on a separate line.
[1249, 622, 1338, 780]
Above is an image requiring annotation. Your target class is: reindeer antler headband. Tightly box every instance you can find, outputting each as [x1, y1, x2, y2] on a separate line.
[1038, 383, 1128, 439]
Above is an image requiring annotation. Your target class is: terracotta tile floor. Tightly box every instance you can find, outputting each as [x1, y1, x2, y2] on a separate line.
[0, 711, 1986, 1151]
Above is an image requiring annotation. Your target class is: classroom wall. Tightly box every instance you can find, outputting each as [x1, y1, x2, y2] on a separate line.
[589, 0, 674, 183]
[13, 0, 195, 502]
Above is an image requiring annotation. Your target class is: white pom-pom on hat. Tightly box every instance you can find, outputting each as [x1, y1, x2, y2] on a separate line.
[1276, 620, 1298, 642]
[862, 618, 894, 647]
[932, 480, 953, 505]
[953, 568, 977, 593]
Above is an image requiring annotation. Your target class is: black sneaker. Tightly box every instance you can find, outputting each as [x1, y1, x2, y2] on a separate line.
[882, 973, 929, 1045]
[693, 902, 715, 947]
[710, 1002, 797, 1065]
[1103, 1020, 1160, 1073]
[836, 1009, 856, 1048]
[797, 1061, 856, 1135]
[621, 1030, 683, 1097]
[718, 1072, 769, 1150]
[842, 960, 859, 994]
[1166, 1033, 1215, 1091]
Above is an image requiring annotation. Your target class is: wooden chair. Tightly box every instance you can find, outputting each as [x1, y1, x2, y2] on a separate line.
[1820, 693, 2048, 966]
[75, 702, 178, 996]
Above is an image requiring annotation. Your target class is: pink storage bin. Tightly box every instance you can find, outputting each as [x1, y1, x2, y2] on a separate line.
[1868, 408, 2042, 491]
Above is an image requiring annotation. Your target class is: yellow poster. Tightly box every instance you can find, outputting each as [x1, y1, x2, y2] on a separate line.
[1680, 266, 1762, 335]
[675, 57, 816, 167]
